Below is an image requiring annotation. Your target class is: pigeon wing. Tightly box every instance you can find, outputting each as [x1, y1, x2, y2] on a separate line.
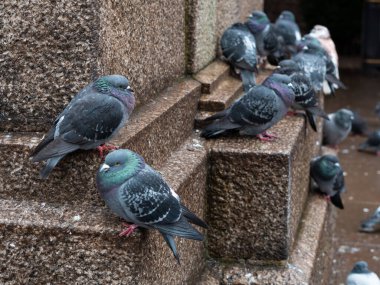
[32, 95, 125, 161]
[230, 86, 277, 126]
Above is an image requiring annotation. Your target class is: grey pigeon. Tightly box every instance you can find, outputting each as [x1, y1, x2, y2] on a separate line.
[220, 23, 257, 92]
[358, 130, 380, 155]
[275, 59, 328, 131]
[360, 206, 380, 232]
[274, 10, 301, 55]
[245, 11, 281, 64]
[30, 75, 135, 178]
[96, 149, 207, 264]
[295, 36, 346, 93]
[310, 154, 345, 209]
[323, 108, 354, 147]
[201, 73, 295, 140]
[351, 111, 369, 136]
[346, 261, 380, 285]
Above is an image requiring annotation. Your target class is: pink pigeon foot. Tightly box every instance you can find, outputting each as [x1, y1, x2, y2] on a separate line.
[286, 110, 296, 116]
[96, 144, 120, 158]
[257, 131, 278, 142]
[376, 151, 380, 157]
[119, 223, 138, 237]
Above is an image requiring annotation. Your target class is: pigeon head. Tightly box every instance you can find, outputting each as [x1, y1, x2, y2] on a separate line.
[246, 11, 270, 34]
[96, 149, 145, 190]
[310, 25, 330, 39]
[334, 109, 354, 130]
[298, 35, 323, 53]
[95, 75, 135, 112]
[315, 155, 341, 179]
[263, 74, 295, 107]
[279, 10, 296, 22]
[277, 59, 301, 75]
[351, 261, 371, 274]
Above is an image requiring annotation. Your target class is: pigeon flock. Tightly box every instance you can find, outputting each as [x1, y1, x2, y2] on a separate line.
[28, 8, 379, 280]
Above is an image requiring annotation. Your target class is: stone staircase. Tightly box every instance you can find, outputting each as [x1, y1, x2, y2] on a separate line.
[0, 0, 335, 283]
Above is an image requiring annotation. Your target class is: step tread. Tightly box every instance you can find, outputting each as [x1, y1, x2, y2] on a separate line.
[193, 60, 230, 94]
[0, 133, 207, 235]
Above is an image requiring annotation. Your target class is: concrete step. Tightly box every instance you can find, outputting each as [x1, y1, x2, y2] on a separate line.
[0, 79, 201, 206]
[199, 194, 334, 285]
[198, 76, 243, 112]
[193, 60, 230, 94]
[205, 115, 323, 262]
[194, 70, 272, 128]
[0, 134, 208, 284]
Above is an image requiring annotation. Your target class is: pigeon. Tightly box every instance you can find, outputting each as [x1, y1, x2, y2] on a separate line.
[96, 149, 208, 264]
[201, 73, 295, 140]
[346, 261, 380, 285]
[358, 130, 380, 155]
[360, 206, 380, 232]
[323, 108, 354, 147]
[310, 154, 345, 209]
[351, 111, 369, 136]
[375, 102, 380, 118]
[295, 36, 346, 93]
[275, 59, 328, 131]
[220, 23, 257, 92]
[245, 11, 281, 64]
[274, 10, 301, 56]
[309, 25, 340, 95]
[30, 75, 135, 178]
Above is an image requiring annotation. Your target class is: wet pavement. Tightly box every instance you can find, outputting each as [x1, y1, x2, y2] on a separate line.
[324, 71, 380, 284]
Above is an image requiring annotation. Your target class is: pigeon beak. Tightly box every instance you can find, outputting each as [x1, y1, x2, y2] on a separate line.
[334, 162, 340, 167]
[127, 86, 134, 93]
[287, 82, 294, 88]
[100, 163, 110, 173]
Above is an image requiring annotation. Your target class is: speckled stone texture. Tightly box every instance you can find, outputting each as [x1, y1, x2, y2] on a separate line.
[0, 79, 201, 206]
[0, 139, 208, 284]
[187, 0, 217, 73]
[216, 0, 264, 54]
[200, 194, 334, 284]
[206, 115, 321, 261]
[0, 0, 186, 132]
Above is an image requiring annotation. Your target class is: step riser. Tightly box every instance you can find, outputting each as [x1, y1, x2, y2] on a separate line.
[206, 117, 321, 261]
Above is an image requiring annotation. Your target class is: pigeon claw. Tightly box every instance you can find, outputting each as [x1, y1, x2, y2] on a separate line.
[97, 144, 120, 158]
[119, 223, 138, 237]
[257, 131, 278, 142]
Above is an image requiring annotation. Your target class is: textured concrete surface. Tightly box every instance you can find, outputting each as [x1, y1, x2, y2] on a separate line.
[0, 79, 201, 206]
[0, 0, 186, 132]
[200, 194, 333, 285]
[0, 134, 208, 284]
[206, 114, 321, 261]
[187, 0, 217, 73]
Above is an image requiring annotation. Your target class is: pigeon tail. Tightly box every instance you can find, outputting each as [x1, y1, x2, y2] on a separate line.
[39, 156, 63, 179]
[181, 204, 208, 229]
[161, 233, 180, 264]
[200, 120, 240, 139]
[155, 216, 204, 241]
[306, 106, 329, 120]
[240, 69, 256, 93]
[330, 193, 344, 209]
[305, 110, 317, 132]
[325, 74, 347, 89]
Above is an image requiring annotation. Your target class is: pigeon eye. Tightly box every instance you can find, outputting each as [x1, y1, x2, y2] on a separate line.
[115, 162, 121, 166]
